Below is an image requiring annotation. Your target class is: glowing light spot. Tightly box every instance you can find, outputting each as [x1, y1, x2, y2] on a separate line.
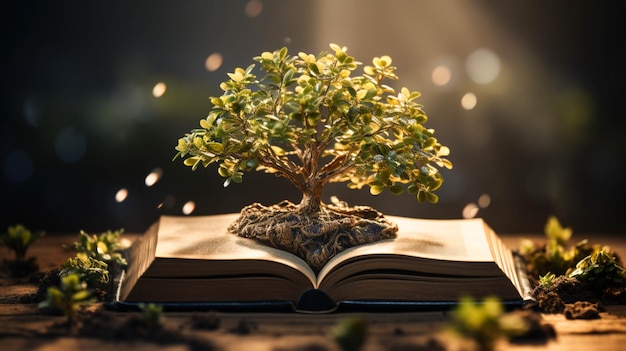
[3, 149, 33, 184]
[152, 82, 167, 98]
[245, 0, 263, 17]
[478, 194, 491, 208]
[182, 201, 196, 215]
[461, 92, 478, 110]
[431, 65, 452, 86]
[283, 37, 292, 45]
[54, 127, 86, 163]
[119, 237, 132, 249]
[466, 48, 501, 84]
[145, 168, 163, 187]
[115, 188, 128, 203]
[462, 203, 479, 219]
[205, 53, 223, 72]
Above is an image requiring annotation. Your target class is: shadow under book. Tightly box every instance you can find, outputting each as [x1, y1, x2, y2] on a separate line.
[110, 214, 533, 313]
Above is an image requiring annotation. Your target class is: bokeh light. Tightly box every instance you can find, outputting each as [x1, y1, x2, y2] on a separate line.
[462, 203, 480, 219]
[145, 168, 163, 187]
[182, 201, 196, 215]
[205, 53, 224, 72]
[152, 82, 167, 98]
[478, 194, 491, 208]
[466, 48, 501, 84]
[245, 0, 264, 18]
[461, 92, 478, 110]
[431, 65, 452, 87]
[115, 188, 129, 203]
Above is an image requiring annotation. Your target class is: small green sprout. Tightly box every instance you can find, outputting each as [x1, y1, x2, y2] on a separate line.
[544, 215, 572, 247]
[74, 229, 128, 266]
[568, 249, 626, 291]
[38, 273, 95, 325]
[538, 272, 557, 288]
[521, 216, 599, 278]
[1, 224, 45, 277]
[329, 315, 367, 351]
[1, 224, 44, 262]
[59, 253, 110, 290]
[138, 303, 164, 331]
[446, 297, 528, 351]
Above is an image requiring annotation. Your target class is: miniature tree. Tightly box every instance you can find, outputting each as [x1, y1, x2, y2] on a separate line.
[174, 43, 452, 271]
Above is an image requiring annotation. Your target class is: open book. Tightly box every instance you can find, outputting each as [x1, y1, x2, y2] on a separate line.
[112, 214, 533, 312]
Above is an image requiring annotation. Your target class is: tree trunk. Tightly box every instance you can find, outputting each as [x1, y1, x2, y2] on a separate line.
[298, 184, 323, 215]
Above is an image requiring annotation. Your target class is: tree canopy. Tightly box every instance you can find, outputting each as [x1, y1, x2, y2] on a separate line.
[174, 43, 452, 215]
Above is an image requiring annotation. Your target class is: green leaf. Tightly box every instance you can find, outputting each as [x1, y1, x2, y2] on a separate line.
[425, 192, 439, 203]
[389, 185, 403, 195]
[369, 185, 383, 195]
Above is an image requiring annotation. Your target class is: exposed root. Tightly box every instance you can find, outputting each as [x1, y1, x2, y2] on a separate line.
[228, 200, 398, 273]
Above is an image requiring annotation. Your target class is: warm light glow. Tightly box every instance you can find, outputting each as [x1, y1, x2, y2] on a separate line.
[461, 92, 478, 110]
[478, 193, 491, 208]
[115, 188, 128, 203]
[144, 168, 163, 187]
[119, 237, 132, 249]
[431, 65, 452, 86]
[245, 0, 263, 17]
[205, 53, 223, 72]
[462, 202, 479, 218]
[466, 48, 501, 84]
[152, 82, 167, 97]
[182, 201, 196, 215]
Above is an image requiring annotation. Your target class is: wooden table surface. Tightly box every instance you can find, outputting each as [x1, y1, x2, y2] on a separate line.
[2, 232, 626, 351]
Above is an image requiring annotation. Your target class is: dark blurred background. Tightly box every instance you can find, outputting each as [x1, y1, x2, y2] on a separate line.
[2, 0, 624, 235]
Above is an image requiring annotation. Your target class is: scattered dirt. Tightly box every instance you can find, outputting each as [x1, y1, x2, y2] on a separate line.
[509, 309, 557, 343]
[531, 275, 626, 317]
[40, 308, 219, 350]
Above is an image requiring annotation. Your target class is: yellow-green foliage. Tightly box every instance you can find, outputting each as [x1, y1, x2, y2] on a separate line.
[38, 273, 95, 324]
[329, 315, 367, 351]
[74, 229, 128, 266]
[0, 224, 44, 261]
[174, 43, 452, 209]
[520, 216, 602, 277]
[569, 249, 626, 291]
[60, 253, 110, 290]
[447, 297, 528, 351]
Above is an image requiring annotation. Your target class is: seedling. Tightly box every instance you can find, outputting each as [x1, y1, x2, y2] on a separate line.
[568, 249, 626, 292]
[445, 297, 528, 351]
[1, 224, 45, 277]
[538, 272, 557, 288]
[520, 216, 600, 278]
[74, 229, 128, 266]
[329, 315, 367, 351]
[137, 303, 164, 331]
[38, 273, 95, 325]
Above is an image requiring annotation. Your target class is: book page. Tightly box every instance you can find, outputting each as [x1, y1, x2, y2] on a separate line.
[154, 214, 317, 286]
[317, 216, 496, 285]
